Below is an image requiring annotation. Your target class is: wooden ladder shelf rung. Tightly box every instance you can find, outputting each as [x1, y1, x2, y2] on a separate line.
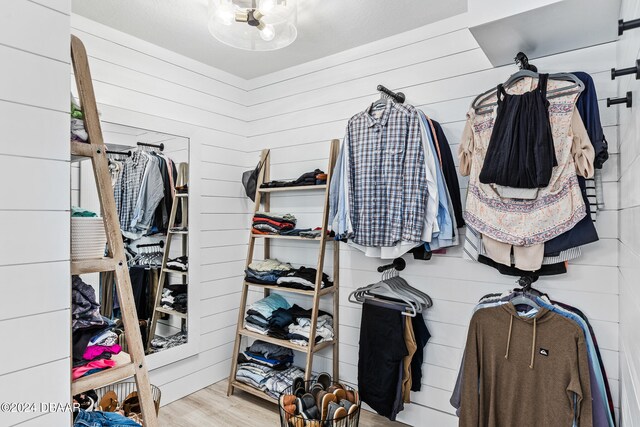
[70, 258, 118, 275]
[227, 140, 341, 404]
[70, 35, 158, 426]
[71, 352, 135, 395]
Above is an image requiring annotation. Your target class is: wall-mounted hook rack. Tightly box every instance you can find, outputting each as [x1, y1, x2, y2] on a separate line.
[517, 275, 538, 291]
[514, 51, 537, 72]
[136, 240, 165, 249]
[611, 59, 640, 80]
[619, 17, 640, 36]
[377, 257, 406, 273]
[607, 91, 633, 108]
[106, 149, 132, 157]
[137, 141, 165, 151]
[377, 85, 406, 104]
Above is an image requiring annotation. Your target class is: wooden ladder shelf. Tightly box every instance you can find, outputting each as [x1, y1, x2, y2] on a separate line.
[70, 35, 158, 426]
[227, 140, 341, 403]
[148, 192, 189, 347]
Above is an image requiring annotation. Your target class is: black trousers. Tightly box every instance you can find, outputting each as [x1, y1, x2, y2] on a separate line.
[358, 301, 408, 420]
[410, 313, 431, 392]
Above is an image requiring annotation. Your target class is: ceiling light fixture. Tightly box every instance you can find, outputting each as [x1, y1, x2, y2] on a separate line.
[208, 0, 297, 51]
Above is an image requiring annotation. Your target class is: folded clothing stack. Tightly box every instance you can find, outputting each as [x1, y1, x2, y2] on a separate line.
[245, 294, 291, 335]
[74, 409, 141, 427]
[71, 96, 88, 142]
[260, 169, 326, 188]
[71, 275, 122, 380]
[289, 315, 334, 347]
[243, 340, 294, 368]
[161, 284, 188, 313]
[264, 366, 306, 399]
[269, 304, 334, 346]
[252, 212, 296, 235]
[276, 266, 333, 290]
[166, 255, 188, 272]
[71, 207, 98, 217]
[236, 340, 304, 398]
[245, 258, 293, 285]
[150, 331, 188, 353]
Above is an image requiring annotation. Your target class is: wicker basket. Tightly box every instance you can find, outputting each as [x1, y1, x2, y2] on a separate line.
[279, 381, 361, 427]
[93, 381, 161, 424]
[71, 217, 107, 260]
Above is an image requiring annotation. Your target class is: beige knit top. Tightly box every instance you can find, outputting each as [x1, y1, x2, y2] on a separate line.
[459, 77, 595, 246]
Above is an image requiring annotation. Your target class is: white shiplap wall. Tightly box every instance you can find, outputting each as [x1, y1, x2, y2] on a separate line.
[4, 3, 636, 425]
[617, 0, 640, 425]
[243, 18, 621, 426]
[68, 15, 252, 406]
[0, 1, 71, 426]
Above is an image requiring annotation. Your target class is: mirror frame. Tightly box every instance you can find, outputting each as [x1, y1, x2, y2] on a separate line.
[96, 119, 202, 371]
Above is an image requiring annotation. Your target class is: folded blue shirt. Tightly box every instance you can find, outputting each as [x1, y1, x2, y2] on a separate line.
[248, 293, 291, 319]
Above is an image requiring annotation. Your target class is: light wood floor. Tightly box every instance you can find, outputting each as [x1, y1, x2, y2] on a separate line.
[159, 381, 408, 426]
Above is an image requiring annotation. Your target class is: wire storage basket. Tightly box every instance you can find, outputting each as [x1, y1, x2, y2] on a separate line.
[279, 381, 361, 427]
[93, 381, 161, 424]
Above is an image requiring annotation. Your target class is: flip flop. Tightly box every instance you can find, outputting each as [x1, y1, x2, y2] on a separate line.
[293, 376, 305, 393]
[122, 391, 140, 416]
[315, 372, 332, 391]
[98, 391, 119, 412]
[333, 388, 347, 402]
[296, 394, 320, 420]
[315, 391, 336, 422]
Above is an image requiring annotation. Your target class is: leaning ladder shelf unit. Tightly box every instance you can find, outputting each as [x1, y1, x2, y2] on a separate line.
[148, 192, 189, 347]
[70, 35, 158, 426]
[227, 140, 341, 404]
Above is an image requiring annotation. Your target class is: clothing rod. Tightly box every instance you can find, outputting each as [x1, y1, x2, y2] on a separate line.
[611, 60, 640, 80]
[136, 240, 165, 248]
[517, 275, 538, 290]
[619, 17, 640, 35]
[377, 257, 406, 273]
[377, 84, 405, 104]
[607, 92, 632, 108]
[137, 141, 165, 151]
[106, 149, 132, 156]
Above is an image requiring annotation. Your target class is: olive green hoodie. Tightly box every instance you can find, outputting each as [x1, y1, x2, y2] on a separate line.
[460, 304, 593, 427]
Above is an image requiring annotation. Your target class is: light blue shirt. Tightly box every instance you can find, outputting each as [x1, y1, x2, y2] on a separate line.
[419, 112, 453, 250]
[535, 297, 614, 427]
[328, 136, 351, 240]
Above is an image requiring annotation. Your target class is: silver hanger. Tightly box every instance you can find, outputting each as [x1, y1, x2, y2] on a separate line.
[348, 266, 433, 316]
[473, 71, 585, 115]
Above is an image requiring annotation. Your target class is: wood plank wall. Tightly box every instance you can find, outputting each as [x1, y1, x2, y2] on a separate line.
[243, 23, 621, 426]
[2, 3, 634, 425]
[68, 14, 251, 407]
[0, 1, 71, 425]
[617, 0, 640, 425]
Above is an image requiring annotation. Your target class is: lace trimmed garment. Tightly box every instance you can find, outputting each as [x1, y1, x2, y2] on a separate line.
[459, 77, 594, 247]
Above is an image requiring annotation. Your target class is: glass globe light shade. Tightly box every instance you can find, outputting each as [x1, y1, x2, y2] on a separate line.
[208, 0, 297, 51]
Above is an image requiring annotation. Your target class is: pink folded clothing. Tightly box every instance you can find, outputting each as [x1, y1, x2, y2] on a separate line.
[72, 359, 117, 380]
[83, 344, 122, 361]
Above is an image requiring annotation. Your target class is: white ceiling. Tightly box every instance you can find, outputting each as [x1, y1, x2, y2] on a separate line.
[71, 0, 468, 80]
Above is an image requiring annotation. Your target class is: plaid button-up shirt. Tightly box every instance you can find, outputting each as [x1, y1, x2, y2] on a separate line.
[113, 150, 149, 235]
[344, 100, 427, 247]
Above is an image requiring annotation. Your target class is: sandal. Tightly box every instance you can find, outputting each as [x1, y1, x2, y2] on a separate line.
[122, 391, 141, 416]
[315, 372, 332, 391]
[98, 391, 119, 412]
